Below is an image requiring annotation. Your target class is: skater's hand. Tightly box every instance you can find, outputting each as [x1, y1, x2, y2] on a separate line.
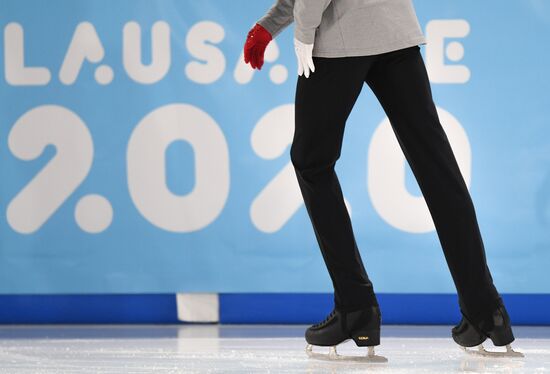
[294, 37, 315, 78]
[244, 23, 272, 70]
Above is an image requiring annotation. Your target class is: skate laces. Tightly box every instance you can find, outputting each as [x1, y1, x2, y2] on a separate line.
[313, 309, 337, 328]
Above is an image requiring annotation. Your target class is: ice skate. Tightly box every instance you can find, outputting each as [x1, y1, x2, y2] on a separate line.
[452, 300, 524, 358]
[304, 306, 388, 363]
[461, 343, 524, 358]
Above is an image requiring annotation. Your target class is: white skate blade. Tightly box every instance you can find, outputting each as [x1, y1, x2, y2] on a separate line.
[306, 344, 388, 363]
[462, 344, 524, 358]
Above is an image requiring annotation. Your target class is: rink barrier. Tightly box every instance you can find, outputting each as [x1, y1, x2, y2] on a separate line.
[0, 293, 548, 325]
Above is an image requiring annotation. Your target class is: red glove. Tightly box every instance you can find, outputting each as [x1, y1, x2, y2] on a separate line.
[244, 23, 272, 70]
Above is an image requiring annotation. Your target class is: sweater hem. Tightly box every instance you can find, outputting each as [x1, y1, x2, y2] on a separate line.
[312, 36, 427, 58]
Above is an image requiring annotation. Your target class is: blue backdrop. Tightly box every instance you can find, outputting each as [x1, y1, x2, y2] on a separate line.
[1, 0, 549, 299]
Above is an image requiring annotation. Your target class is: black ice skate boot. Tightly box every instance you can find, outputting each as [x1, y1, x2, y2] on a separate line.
[305, 306, 387, 362]
[452, 299, 523, 357]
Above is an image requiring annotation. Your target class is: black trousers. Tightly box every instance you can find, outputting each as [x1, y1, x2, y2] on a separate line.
[291, 45, 502, 322]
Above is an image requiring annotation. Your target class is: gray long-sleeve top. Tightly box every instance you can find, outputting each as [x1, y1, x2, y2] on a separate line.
[257, 0, 426, 57]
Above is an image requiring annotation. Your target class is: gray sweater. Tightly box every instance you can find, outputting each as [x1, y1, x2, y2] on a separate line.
[257, 0, 426, 57]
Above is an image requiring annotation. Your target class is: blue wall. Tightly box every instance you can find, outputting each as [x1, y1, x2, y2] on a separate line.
[1, 1, 549, 323]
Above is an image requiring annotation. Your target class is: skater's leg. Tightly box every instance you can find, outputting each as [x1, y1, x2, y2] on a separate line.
[292, 56, 378, 311]
[364, 45, 501, 321]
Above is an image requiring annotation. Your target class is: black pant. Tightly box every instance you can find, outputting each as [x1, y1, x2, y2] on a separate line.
[291, 45, 501, 321]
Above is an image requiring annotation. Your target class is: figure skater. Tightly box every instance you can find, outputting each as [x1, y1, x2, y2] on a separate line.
[243, 0, 521, 361]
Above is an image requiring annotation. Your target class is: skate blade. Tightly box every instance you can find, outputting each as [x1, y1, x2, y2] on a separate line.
[305, 344, 388, 363]
[462, 344, 524, 358]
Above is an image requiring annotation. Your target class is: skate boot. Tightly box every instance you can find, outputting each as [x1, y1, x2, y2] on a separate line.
[452, 299, 523, 357]
[305, 306, 387, 362]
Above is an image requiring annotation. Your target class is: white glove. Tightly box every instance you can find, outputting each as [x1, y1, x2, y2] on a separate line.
[294, 37, 315, 78]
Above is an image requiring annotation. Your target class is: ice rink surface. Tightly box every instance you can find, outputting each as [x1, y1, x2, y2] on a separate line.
[0, 324, 548, 373]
